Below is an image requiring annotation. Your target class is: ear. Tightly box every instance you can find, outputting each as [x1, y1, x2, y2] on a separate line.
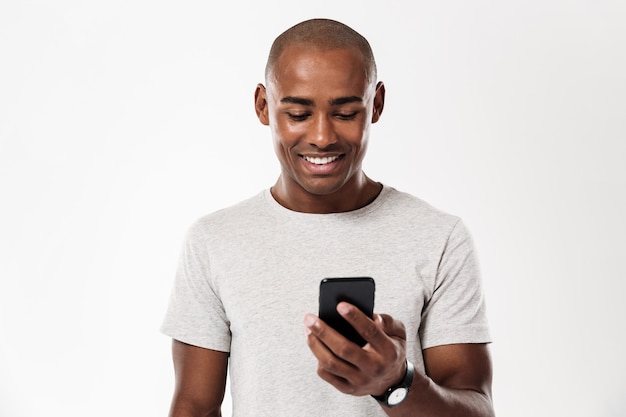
[371, 81, 385, 123]
[254, 83, 270, 126]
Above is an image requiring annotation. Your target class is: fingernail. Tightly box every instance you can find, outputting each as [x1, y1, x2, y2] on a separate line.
[304, 314, 316, 327]
[337, 302, 350, 315]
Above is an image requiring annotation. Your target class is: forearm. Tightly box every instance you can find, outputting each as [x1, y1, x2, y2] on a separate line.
[381, 372, 494, 417]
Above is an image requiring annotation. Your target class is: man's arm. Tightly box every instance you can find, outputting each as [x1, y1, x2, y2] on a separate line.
[168, 340, 229, 417]
[412, 343, 493, 417]
[305, 302, 494, 417]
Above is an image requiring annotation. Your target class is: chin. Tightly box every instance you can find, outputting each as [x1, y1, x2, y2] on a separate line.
[300, 179, 349, 197]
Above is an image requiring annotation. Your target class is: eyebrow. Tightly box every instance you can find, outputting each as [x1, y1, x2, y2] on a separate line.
[280, 96, 363, 107]
[330, 96, 363, 106]
[281, 96, 314, 106]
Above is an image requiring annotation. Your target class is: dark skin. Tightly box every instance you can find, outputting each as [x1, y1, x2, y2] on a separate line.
[169, 341, 228, 417]
[255, 44, 384, 214]
[305, 303, 494, 417]
[168, 43, 494, 417]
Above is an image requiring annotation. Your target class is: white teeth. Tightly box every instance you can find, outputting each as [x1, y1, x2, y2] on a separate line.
[303, 155, 340, 165]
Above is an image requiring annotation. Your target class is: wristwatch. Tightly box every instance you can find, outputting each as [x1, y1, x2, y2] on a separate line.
[371, 360, 415, 407]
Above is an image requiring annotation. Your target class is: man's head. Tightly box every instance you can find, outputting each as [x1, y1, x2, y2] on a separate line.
[255, 19, 385, 213]
[265, 18, 377, 85]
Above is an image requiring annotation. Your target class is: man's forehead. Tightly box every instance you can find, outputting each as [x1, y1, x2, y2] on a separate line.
[269, 43, 370, 79]
[267, 77, 372, 103]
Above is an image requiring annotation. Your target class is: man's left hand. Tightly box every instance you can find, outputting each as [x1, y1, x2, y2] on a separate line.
[304, 302, 407, 397]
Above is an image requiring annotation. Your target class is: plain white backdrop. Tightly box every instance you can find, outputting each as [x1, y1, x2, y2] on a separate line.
[1, 1, 624, 416]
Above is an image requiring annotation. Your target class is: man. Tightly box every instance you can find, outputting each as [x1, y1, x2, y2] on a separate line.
[162, 18, 494, 417]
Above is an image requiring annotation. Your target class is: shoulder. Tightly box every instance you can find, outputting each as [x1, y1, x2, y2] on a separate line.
[379, 185, 462, 230]
[185, 190, 269, 243]
[375, 186, 479, 254]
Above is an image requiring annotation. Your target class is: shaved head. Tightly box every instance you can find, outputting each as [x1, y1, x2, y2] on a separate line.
[265, 18, 377, 84]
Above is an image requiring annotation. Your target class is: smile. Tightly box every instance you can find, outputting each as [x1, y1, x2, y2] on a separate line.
[301, 155, 341, 165]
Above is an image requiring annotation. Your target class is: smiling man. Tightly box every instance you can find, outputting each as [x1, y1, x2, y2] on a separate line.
[162, 18, 494, 417]
[255, 36, 384, 213]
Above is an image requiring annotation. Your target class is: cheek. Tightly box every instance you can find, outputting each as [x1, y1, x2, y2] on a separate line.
[271, 121, 304, 148]
[338, 121, 370, 146]
[271, 128, 297, 162]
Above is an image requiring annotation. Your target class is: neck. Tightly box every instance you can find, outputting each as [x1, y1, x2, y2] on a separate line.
[271, 174, 382, 214]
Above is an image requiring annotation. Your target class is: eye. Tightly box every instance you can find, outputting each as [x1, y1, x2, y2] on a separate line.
[287, 112, 310, 121]
[334, 111, 358, 120]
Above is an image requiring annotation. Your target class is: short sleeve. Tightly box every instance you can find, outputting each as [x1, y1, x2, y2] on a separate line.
[419, 219, 491, 349]
[160, 220, 232, 352]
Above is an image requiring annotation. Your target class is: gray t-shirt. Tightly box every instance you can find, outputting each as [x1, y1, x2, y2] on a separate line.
[161, 185, 491, 416]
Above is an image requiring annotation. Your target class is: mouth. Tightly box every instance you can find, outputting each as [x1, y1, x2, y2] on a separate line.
[300, 155, 343, 165]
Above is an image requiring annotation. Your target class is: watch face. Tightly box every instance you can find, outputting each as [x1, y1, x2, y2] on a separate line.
[388, 387, 408, 405]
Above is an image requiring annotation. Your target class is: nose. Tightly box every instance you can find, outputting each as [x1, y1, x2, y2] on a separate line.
[309, 114, 337, 149]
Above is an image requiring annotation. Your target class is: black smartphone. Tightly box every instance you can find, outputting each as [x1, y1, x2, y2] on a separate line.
[318, 277, 376, 347]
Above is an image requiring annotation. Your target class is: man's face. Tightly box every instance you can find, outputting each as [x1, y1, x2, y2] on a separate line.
[255, 44, 384, 210]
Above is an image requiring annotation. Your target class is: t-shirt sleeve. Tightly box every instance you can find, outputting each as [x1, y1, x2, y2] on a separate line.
[419, 219, 491, 349]
[160, 220, 231, 352]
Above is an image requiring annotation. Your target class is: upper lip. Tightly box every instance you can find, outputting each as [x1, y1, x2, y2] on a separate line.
[299, 153, 344, 158]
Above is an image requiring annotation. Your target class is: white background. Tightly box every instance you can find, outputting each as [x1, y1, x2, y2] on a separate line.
[1, 1, 624, 416]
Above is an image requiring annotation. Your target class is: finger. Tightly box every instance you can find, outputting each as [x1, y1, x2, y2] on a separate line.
[307, 331, 372, 395]
[307, 334, 357, 379]
[336, 302, 391, 351]
[306, 325, 361, 383]
[304, 313, 344, 347]
[316, 368, 359, 395]
[304, 314, 364, 360]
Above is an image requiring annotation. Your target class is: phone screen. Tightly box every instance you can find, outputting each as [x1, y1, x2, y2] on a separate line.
[318, 277, 375, 347]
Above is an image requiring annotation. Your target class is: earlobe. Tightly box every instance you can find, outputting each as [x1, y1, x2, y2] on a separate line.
[372, 81, 385, 123]
[254, 84, 270, 126]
